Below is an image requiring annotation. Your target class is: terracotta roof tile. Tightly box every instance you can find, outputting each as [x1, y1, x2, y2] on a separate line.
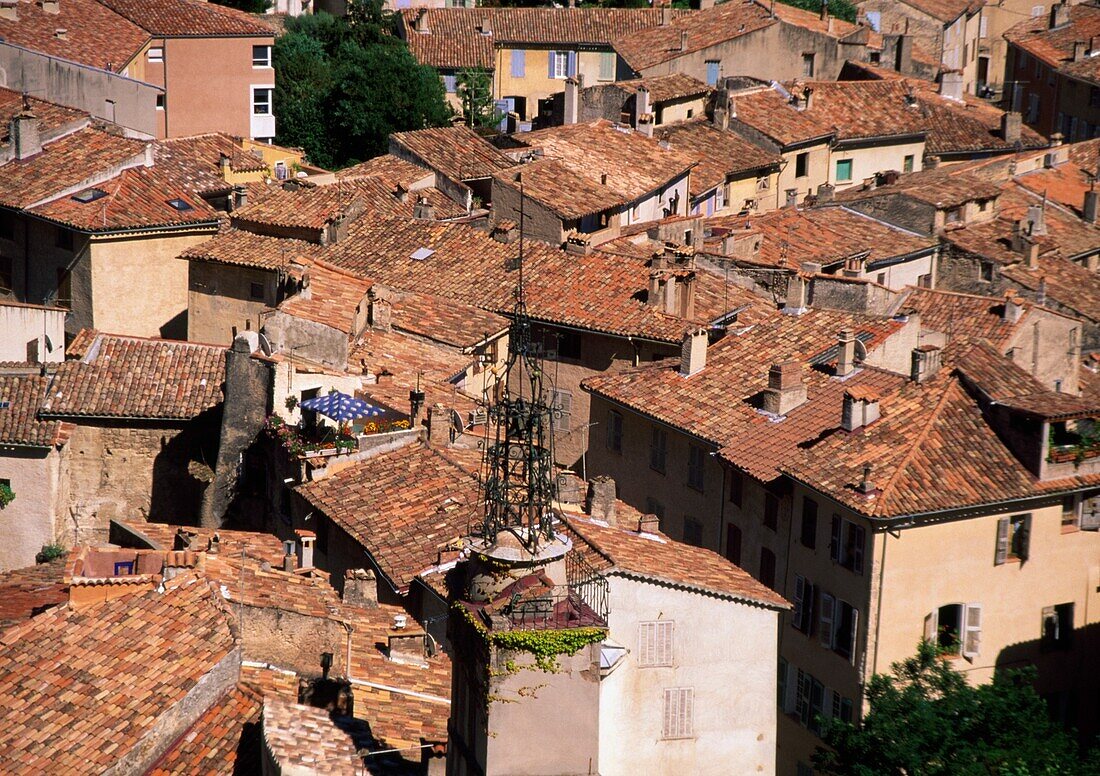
[836, 165, 1003, 208]
[729, 85, 835, 147]
[154, 133, 268, 197]
[0, 373, 63, 447]
[262, 699, 369, 775]
[660, 118, 782, 197]
[148, 683, 263, 776]
[182, 227, 325, 271]
[97, 0, 274, 37]
[41, 332, 226, 420]
[392, 291, 509, 350]
[1005, 3, 1100, 69]
[1012, 139, 1100, 216]
[336, 154, 433, 186]
[391, 125, 516, 181]
[0, 88, 87, 143]
[278, 259, 372, 335]
[612, 73, 711, 103]
[0, 557, 69, 629]
[232, 182, 372, 233]
[897, 0, 983, 24]
[0, 0, 149, 71]
[903, 286, 1028, 347]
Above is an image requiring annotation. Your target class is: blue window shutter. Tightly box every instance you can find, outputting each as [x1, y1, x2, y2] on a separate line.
[511, 49, 525, 78]
[495, 99, 510, 131]
[548, 51, 556, 78]
[706, 61, 719, 86]
[567, 51, 577, 77]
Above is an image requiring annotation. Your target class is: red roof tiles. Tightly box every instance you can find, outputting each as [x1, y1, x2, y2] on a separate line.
[0, 0, 149, 72]
[97, 0, 274, 37]
[0, 557, 69, 629]
[0, 373, 64, 447]
[1005, 3, 1100, 69]
[390, 125, 517, 182]
[147, 684, 263, 776]
[660, 118, 782, 197]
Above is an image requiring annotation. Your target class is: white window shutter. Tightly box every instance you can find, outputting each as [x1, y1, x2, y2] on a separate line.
[963, 603, 982, 658]
[994, 517, 1009, 565]
[819, 593, 836, 648]
[848, 607, 860, 664]
[793, 575, 806, 630]
[639, 623, 654, 665]
[658, 621, 674, 665]
[924, 610, 938, 643]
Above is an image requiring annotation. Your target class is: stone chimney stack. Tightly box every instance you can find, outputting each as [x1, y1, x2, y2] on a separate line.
[841, 387, 881, 431]
[1050, 2, 1070, 29]
[1003, 289, 1024, 323]
[785, 273, 809, 313]
[1084, 189, 1099, 223]
[910, 344, 942, 383]
[836, 328, 857, 376]
[1001, 111, 1022, 143]
[1037, 275, 1048, 305]
[343, 568, 379, 608]
[564, 76, 581, 125]
[295, 529, 315, 570]
[679, 327, 707, 377]
[412, 196, 434, 220]
[1026, 203, 1046, 235]
[634, 84, 651, 130]
[586, 476, 617, 526]
[817, 182, 835, 203]
[661, 5, 672, 25]
[11, 104, 42, 161]
[368, 285, 392, 332]
[638, 514, 660, 534]
[762, 361, 807, 415]
[679, 30, 688, 52]
[427, 403, 451, 447]
[896, 34, 913, 74]
[712, 106, 728, 131]
[282, 539, 297, 573]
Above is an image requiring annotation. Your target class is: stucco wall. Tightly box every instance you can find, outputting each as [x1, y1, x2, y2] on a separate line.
[0, 303, 65, 363]
[495, 46, 619, 120]
[776, 143, 831, 206]
[188, 260, 279, 346]
[0, 446, 62, 571]
[830, 139, 924, 190]
[599, 576, 779, 775]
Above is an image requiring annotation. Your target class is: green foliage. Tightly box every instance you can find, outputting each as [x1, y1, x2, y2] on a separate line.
[814, 641, 1097, 776]
[490, 627, 607, 672]
[210, 0, 270, 12]
[457, 69, 500, 130]
[273, 0, 451, 169]
[0, 481, 13, 508]
[777, 0, 857, 23]
[35, 543, 65, 564]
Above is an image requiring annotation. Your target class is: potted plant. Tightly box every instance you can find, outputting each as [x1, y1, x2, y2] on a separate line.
[0, 482, 13, 509]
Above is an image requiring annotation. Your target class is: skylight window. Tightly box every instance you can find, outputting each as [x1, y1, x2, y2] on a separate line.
[0, 400, 9, 410]
[410, 247, 435, 261]
[72, 188, 107, 204]
[166, 198, 193, 211]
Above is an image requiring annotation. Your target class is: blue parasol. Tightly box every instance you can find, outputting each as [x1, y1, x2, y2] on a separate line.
[300, 390, 384, 422]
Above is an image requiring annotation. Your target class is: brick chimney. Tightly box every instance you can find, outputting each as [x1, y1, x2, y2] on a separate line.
[282, 539, 297, 572]
[586, 476, 617, 525]
[11, 105, 42, 161]
[910, 344, 942, 383]
[427, 403, 451, 446]
[295, 529, 315, 570]
[368, 285, 392, 332]
[343, 568, 379, 608]
[1001, 111, 1022, 143]
[564, 76, 581, 125]
[762, 361, 807, 415]
[1003, 289, 1024, 323]
[679, 327, 707, 376]
[638, 514, 660, 534]
[841, 386, 881, 431]
[1050, 2, 1070, 29]
[836, 328, 857, 377]
[1085, 189, 1099, 223]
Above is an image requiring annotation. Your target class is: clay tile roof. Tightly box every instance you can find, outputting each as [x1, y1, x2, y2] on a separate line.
[41, 332, 227, 420]
[206, 556, 347, 619]
[96, 0, 275, 37]
[336, 174, 467, 220]
[897, 0, 983, 24]
[349, 328, 475, 409]
[0, 125, 148, 210]
[392, 291, 509, 349]
[903, 286, 1027, 346]
[335, 154, 433, 186]
[0, 373, 64, 447]
[277, 259, 372, 335]
[559, 513, 788, 608]
[401, 7, 684, 69]
[1005, 3, 1100, 69]
[0, 0, 149, 72]
[660, 118, 782, 197]
[182, 227, 325, 271]
[154, 133, 266, 197]
[0, 556, 69, 629]
[390, 125, 517, 181]
[494, 157, 625, 219]
[728, 86, 835, 147]
[1013, 138, 1100, 215]
[836, 165, 1003, 208]
[147, 684, 263, 776]
[0, 88, 87, 143]
[614, 73, 712, 103]
[262, 699, 369, 775]
[0, 574, 236, 774]
[232, 182, 371, 232]
[296, 442, 483, 591]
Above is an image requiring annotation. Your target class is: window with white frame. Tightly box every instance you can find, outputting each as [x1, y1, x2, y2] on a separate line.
[792, 574, 816, 634]
[925, 602, 982, 658]
[662, 687, 694, 739]
[148, 46, 164, 63]
[552, 51, 569, 79]
[252, 44, 272, 68]
[252, 87, 273, 115]
[638, 620, 674, 666]
[994, 513, 1031, 564]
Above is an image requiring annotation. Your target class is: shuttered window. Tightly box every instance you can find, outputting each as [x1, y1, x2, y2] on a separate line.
[606, 409, 622, 452]
[687, 443, 706, 491]
[819, 593, 836, 648]
[599, 51, 615, 81]
[996, 514, 1031, 564]
[800, 497, 818, 549]
[650, 426, 667, 473]
[510, 49, 525, 78]
[792, 575, 815, 634]
[550, 389, 571, 432]
[662, 687, 694, 739]
[638, 620, 674, 666]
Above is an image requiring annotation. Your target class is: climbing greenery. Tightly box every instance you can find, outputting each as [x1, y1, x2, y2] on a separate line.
[490, 627, 607, 672]
[0, 481, 14, 509]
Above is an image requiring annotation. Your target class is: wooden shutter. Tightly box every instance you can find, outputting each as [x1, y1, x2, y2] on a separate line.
[994, 517, 1009, 565]
[962, 603, 982, 658]
[511, 49, 525, 78]
[1018, 514, 1032, 561]
[663, 688, 693, 738]
[846, 607, 860, 664]
[830, 515, 842, 562]
[783, 662, 798, 713]
[819, 593, 836, 648]
[796, 669, 810, 724]
[1081, 494, 1100, 530]
[599, 51, 615, 81]
[793, 575, 806, 631]
[656, 620, 674, 665]
[924, 610, 938, 643]
[849, 524, 865, 575]
[548, 51, 556, 78]
[566, 51, 577, 77]
[638, 622, 655, 665]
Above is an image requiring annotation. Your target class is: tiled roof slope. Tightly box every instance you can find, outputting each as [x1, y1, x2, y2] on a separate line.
[728, 86, 835, 147]
[392, 291, 509, 349]
[660, 118, 782, 196]
[898, 0, 983, 24]
[336, 154, 432, 185]
[0, 89, 87, 144]
[401, 7, 688, 69]
[1005, 3, 1100, 68]
[583, 309, 904, 480]
[232, 182, 368, 231]
[1001, 252, 1100, 323]
[901, 286, 1044, 351]
[296, 442, 482, 591]
[0, 574, 236, 774]
[560, 513, 788, 608]
[41, 332, 226, 420]
[0, 374, 63, 447]
[391, 126, 516, 181]
[147, 684, 263, 776]
[0, 557, 69, 629]
[278, 259, 371, 334]
[835, 165, 1003, 208]
[182, 227, 325, 270]
[0, 0, 149, 72]
[97, 0, 275, 36]
[613, 73, 711, 103]
[494, 157, 625, 218]
[262, 699, 368, 775]
[154, 133, 267, 197]
[1012, 138, 1100, 216]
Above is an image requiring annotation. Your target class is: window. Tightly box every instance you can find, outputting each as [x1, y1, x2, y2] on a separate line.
[662, 687, 694, 739]
[683, 516, 703, 547]
[0, 212, 12, 240]
[599, 51, 615, 81]
[835, 159, 853, 182]
[645, 496, 665, 524]
[687, 443, 705, 491]
[1062, 494, 1079, 529]
[802, 52, 815, 78]
[555, 330, 582, 360]
[926, 603, 981, 658]
[869, 51, 881, 65]
[1031, 4, 1043, 16]
[1042, 603, 1074, 649]
[0, 254, 12, 292]
[26, 338, 38, 363]
[833, 599, 858, 662]
[800, 497, 818, 549]
[155, 94, 165, 111]
[995, 513, 1031, 564]
[550, 388, 572, 432]
[147, 46, 163, 63]
[705, 60, 720, 86]
[649, 426, 667, 473]
[903, 154, 915, 173]
[841, 522, 865, 574]
[792, 574, 816, 634]
[796, 669, 825, 732]
[979, 261, 994, 282]
[1091, 87, 1100, 109]
[1027, 93, 1039, 124]
[764, 491, 779, 531]
[606, 409, 623, 452]
[252, 44, 272, 68]
[249, 281, 264, 300]
[551, 50, 569, 79]
[759, 547, 776, 589]
[510, 49, 526, 78]
[795, 152, 809, 178]
[638, 620, 674, 666]
[55, 228, 72, 250]
[252, 87, 273, 115]
[56, 267, 71, 309]
[725, 523, 742, 564]
[442, 74, 457, 94]
[729, 469, 743, 506]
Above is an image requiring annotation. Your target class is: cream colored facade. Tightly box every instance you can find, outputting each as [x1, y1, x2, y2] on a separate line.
[980, 1, 1054, 95]
[693, 168, 783, 217]
[777, 141, 832, 206]
[0, 301, 65, 363]
[829, 138, 925, 190]
[494, 46, 620, 120]
[0, 446, 65, 571]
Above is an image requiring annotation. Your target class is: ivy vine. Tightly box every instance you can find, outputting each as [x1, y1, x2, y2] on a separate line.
[490, 627, 607, 672]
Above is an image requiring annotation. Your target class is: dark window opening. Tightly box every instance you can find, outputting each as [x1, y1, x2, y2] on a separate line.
[795, 152, 809, 178]
[725, 523, 742, 565]
[764, 492, 779, 531]
[250, 281, 264, 300]
[729, 468, 743, 506]
[683, 516, 703, 547]
[800, 497, 818, 549]
[759, 547, 776, 589]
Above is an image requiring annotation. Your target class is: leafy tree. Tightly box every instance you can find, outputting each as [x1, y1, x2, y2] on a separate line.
[457, 69, 500, 130]
[273, 0, 451, 169]
[777, 0, 857, 23]
[814, 641, 1096, 776]
[211, 0, 270, 12]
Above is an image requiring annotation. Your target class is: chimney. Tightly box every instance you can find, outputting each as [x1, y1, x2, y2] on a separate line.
[343, 568, 379, 608]
[412, 196, 434, 220]
[388, 631, 430, 664]
[896, 34, 913, 74]
[1050, 2, 1070, 30]
[1001, 112, 1022, 143]
[939, 71, 964, 101]
[368, 285, 392, 332]
[296, 529, 315, 570]
[836, 328, 857, 376]
[586, 476, 617, 525]
[841, 387, 881, 431]
[427, 403, 451, 447]
[637, 112, 655, 137]
[820, 0, 828, 21]
[1003, 289, 1024, 323]
[857, 462, 875, 495]
[413, 8, 429, 33]
[564, 76, 581, 125]
[1026, 203, 1046, 235]
[817, 182, 834, 203]
[634, 85, 651, 129]
[638, 514, 661, 534]
[679, 30, 688, 52]
[491, 220, 519, 242]
[1075, 41, 1089, 61]
[1037, 275, 1048, 305]
[785, 273, 809, 313]
[910, 344, 942, 383]
[661, 4, 672, 25]
[282, 539, 297, 572]
[393, 183, 409, 204]
[11, 107, 42, 161]
[477, 16, 491, 35]
[712, 106, 728, 131]
[54, 28, 67, 39]
[1084, 190, 1099, 223]
[232, 185, 248, 211]
[785, 188, 799, 208]
[679, 327, 707, 376]
[39, 0, 60, 11]
[762, 361, 807, 415]
[0, 1, 16, 20]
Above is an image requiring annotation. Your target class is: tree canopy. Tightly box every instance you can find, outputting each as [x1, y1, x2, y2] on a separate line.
[814, 641, 1098, 776]
[273, 0, 451, 169]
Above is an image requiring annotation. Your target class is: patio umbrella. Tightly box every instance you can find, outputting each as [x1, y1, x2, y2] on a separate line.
[300, 390, 384, 423]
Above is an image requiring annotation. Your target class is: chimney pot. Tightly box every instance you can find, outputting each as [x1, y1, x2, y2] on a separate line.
[910, 344, 942, 383]
[282, 540, 297, 572]
[679, 327, 707, 376]
[295, 529, 315, 570]
[412, 196, 434, 220]
[342, 568, 379, 608]
[10, 107, 42, 161]
[1084, 190, 1099, 223]
[586, 476, 618, 525]
[836, 328, 857, 376]
[762, 360, 807, 415]
[857, 462, 875, 494]
[39, 0, 60, 12]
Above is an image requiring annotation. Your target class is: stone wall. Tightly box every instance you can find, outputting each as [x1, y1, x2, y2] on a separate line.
[238, 604, 349, 678]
